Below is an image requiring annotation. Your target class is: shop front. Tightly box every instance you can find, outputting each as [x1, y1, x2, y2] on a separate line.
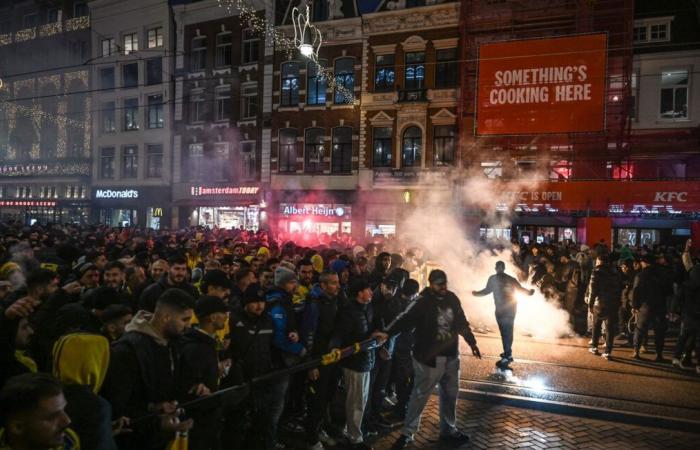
[91, 186, 171, 229]
[174, 184, 263, 230]
[0, 200, 90, 225]
[271, 190, 360, 238]
[482, 180, 700, 247]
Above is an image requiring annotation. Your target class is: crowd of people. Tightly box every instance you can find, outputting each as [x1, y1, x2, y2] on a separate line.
[0, 220, 698, 450]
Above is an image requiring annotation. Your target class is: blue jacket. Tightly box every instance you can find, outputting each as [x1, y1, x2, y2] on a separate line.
[267, 288, 305, 357]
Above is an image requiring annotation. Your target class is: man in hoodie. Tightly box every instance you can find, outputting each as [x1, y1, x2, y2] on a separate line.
[585, 254, 623, 360]
[138, 254, 199, 312]
[180, 295, 229, 450]
[102, 288, 202, 450]
[369, 252, 392, 289]
[301, 271, 341, 449]
[385, 270, 481, 450]
[472, 261, 534, 368]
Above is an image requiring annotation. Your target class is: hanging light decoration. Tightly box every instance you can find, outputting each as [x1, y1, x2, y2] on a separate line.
[291, 5, 322, 62]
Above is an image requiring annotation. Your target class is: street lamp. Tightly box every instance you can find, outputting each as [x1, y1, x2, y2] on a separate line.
[291, 5, 322, 62]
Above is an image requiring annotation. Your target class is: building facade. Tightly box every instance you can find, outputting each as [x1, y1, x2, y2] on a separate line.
[90, 0, 174, 229]
[0, 0, 92, 224]
[171, 0, 268, 230]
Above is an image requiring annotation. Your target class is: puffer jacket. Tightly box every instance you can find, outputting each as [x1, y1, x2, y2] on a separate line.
[585, 264, 623, 316]
[300, 284, 339, 358]
[331, 299, 376, 372]
[226, 309, 275, 384]
[633, 266, 662, 312]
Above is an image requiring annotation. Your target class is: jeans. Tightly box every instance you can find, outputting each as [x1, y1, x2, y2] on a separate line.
[343, 368, 371, 444]
[392, 348, 415, 418]
[674, 315, 700, 361]
[633, 305, 668, 356]
[496, 314, 515, 359]
[369, 353, 393, 417]
[305, 365, 341, 443]
[591, 311, 616, 354]
[402, 356, 460, 439]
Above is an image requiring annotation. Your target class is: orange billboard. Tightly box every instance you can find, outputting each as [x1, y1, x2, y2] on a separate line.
[476, 33, 607, 135]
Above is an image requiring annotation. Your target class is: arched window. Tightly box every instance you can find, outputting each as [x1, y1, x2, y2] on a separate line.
[402, 126, 422, 167]
[334, 57, 354, 104]
[305, 127, 325, 174]
[332, 127, 352, 174]
[281, 62, 300, 106]
[278, 128, 297, 173]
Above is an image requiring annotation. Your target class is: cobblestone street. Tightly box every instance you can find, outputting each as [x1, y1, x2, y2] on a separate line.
[371, 396, 698, 449]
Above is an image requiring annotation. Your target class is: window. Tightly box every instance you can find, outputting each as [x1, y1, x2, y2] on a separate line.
[435, 48, 458, 88]
[23, 14, 39, 29]
[405, 52, 425, 90]
[147, 27, 163, 48]
[630, 71, 638, 119]
[241, 84, 258, 119]
[189, 143, 204, 180]
[122, 146, 138, 178]
[102, 102, 116, 133]
[373, 127, 392, 167]
[306, 60, 327, 105]
[123, 63, 138, 88]
[481, 161, 502, 179]
[148, 95, 164, 129]
[332, 127, 352, 174]
[215, 86, 231, 121]
[47, 9, 60, 23]
[281, 62, 300, 106]
[242, 29, 259, 64]
[190, 90, 204, 123]
[101, 38, 116, 56]
[278, 129, 298, 173]
[660, 70, 688, 119]
[305, 128, 325, 173]
[213, 142, 230, 181]
[633, 19, 671, 43]
[124, 98, 139, 131]
[146, 58, 162, 85]
[123, 33, 138, 54]
[100, 67, 115, 90]
[100, 148, 115, 179]
[402, 126, 422, 167]
[334, 58, 354, 104]
[73, 2, 88, 17]
[374, 54, 395, 92]
[607, 160, 635, 180]
[433, 125, 455, 166]
[241, 141, 256, 180]
[191, 36, 207, 71]
[549, 160, 572, 180]
[313, 0, 329, 21]
[143, 144, 162, 178]
[216, 33, 232, 67]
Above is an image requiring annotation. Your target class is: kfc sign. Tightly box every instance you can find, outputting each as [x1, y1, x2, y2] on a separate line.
[95, 189, 139, 199]
[477, 33, 607, 135]
[653, 192, 687, 202]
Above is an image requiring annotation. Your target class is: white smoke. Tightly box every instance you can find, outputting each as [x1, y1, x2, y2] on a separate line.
[396, 170, 572, 341]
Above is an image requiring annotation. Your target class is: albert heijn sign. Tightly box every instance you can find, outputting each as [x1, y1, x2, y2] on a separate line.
[492, 181, 700, 212]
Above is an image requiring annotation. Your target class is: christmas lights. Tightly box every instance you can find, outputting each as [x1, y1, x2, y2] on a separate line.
[292, 5, 322, 62]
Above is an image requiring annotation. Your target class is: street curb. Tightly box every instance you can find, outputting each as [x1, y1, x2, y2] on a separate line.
[458, 387, 700, 434]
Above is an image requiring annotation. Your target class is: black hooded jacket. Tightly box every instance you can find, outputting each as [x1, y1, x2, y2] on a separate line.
[585, 264, 623, 315]
[331, 299, 377, 372]
[138, 274, 199, 312]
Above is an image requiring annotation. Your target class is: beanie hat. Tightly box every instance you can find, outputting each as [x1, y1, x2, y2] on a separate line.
[310, 254, 324, 273]
[242, 283, 267, 306]
[194, 295, 228, 319]
[428, 269, 447, 284]
[73, 261, 96, 279]
[352, 246, 366, 258]
[274, 266, 297, 287]
[330, 259, 350, 274]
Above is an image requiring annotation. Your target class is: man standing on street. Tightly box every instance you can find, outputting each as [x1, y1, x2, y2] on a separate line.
[472, 261, 534, 368]
[585, 254, 623, 360]
[380, 269, 481, 449]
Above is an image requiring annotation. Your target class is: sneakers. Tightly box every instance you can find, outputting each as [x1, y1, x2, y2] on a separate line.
[632, 350, 641, 359]
[640, 345, 648, 353]
[672, 358, 686, 369]
[588, 347, 599, 355]
[391, 435, 412, 450]
[495, 357, 511, 369]
[440, 430, 471, 445]
[602, 353, 611, 360]
[309, 442, 324, 450]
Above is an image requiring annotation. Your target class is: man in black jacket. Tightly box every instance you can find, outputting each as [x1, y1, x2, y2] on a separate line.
[384, 270, 481, 450]
[585, 254, 623, 360]
[632, 256, 666, 360]
[101, 288, 203, 450]
[301, 271, 342, 448]
[472, 261, 533, 368]
[138, 254, 199, 312]
[330, 278, 380, 450]
[180, 295, 228, 450]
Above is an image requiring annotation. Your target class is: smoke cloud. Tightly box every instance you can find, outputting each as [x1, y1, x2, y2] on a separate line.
[396, 169, 573, 341]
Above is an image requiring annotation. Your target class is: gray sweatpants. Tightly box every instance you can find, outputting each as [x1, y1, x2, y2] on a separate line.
[343, 368, 371, 444]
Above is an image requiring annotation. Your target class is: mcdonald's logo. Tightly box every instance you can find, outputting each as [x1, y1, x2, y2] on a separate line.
[153, 208, 163, 217]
